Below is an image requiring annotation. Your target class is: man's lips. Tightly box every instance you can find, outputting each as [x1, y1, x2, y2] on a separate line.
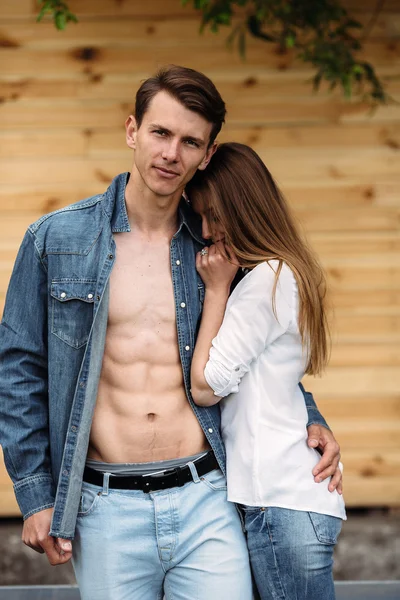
[154, 166, 180, 178]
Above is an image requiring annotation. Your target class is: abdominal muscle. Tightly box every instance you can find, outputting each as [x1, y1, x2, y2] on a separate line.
[87, 232, 209, 464]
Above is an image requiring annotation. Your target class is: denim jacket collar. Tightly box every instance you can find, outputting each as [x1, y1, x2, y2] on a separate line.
[105, 172, 203, 245]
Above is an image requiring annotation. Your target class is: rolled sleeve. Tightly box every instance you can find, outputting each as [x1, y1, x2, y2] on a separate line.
[204, 347, 247, 397]
[204, 262, 293, 398]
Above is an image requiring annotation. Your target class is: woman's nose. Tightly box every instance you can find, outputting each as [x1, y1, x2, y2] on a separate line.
[202, 218, 212, 240]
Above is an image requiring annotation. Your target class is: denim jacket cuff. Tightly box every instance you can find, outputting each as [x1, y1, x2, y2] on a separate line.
[306, 408, 330, 431]
[13, 474, 55, 520]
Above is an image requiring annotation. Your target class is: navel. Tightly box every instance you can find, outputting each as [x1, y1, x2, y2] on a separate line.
[147, 412, 156, 422]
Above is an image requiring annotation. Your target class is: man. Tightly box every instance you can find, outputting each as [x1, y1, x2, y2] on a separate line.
[0, 66, 341, 599]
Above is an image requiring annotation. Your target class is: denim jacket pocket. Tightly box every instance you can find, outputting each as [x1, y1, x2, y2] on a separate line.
[308, 511, 342, 545]
[51, 280, 96, 349]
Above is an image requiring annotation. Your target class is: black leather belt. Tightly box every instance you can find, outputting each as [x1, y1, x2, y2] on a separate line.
[83, 451, 219, 493]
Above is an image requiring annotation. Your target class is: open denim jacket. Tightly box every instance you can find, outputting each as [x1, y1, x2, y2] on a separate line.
[0, 173, 328, 539]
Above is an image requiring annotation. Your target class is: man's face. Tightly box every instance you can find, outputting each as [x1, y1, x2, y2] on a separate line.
[126, 91, 216, 198]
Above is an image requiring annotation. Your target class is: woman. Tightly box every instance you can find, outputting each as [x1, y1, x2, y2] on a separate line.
[186, 143, 346, 600]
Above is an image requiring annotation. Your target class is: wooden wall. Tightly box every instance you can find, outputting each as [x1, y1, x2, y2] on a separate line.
[0, 0, 399, 514]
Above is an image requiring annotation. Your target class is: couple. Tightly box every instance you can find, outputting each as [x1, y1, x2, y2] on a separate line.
[0, 65, 345, 599]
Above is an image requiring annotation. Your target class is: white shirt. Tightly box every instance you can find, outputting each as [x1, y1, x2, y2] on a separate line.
[205, 261, 346, 519]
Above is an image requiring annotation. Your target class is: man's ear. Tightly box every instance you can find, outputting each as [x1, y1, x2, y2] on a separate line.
[198, 142, 217, 171]
[126, 115, 138, 150]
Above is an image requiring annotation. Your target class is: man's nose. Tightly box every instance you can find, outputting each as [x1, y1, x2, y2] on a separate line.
[162, 140, 179, 163]
[202, 218, 212, 240]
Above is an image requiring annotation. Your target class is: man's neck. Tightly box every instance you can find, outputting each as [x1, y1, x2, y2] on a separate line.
[125, 170, 182, 237]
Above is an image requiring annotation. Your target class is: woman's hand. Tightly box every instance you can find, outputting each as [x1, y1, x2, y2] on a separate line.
[196, 242, 239, 295]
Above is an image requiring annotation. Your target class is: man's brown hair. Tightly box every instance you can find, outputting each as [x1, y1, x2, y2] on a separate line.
[135, 65, 226, 146]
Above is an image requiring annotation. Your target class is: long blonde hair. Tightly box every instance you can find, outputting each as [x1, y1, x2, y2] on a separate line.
[186, 142, 329, 376]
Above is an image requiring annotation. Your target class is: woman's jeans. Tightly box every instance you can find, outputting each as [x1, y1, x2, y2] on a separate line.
[72, 468, 253, 600]
[242, 506, 342, 600]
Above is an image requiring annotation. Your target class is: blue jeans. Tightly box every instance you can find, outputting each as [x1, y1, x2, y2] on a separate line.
[242, 506, 342, 600]
[72, 468, 253, 600]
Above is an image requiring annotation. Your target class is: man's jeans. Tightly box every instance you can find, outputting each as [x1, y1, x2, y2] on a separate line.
[243, 506, 342, 600]
[72, 467, 253, 600]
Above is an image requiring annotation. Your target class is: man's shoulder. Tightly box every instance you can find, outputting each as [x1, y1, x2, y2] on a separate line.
[28, 193, 105, 235]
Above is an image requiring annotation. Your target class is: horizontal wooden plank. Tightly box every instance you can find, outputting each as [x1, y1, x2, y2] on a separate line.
[0, 0, 31, 19]
[343, 476, 400, 506]
[2, 73, 399, 106]
[2, 97, 400, 130]
[344, 0, 400, 11]
[0, 185, 103, 213]
[300, 207, 400, 233]
[1, 0, 399, 20]
[0, 148, 399, 189]
[323, 419, 400, 450]
[258, 147, 400, 184]
[320, 313, 388, 339]
[351, 11, 400, 37]
[331, 291, 400, 312]
[0, 40, 399, 80]
[304, 367, 400, 397]
[0, 0, 198, 20]
[309, 233, 400, 255]
[324, 265, 400, 291]
[1, 122, 400, 157]
[1, 15, 399, 53]
[317, 395, 400, 420]
[0, 180, 399, 216]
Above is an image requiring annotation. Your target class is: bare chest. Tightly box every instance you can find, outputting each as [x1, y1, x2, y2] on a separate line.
[108, 232, 176, 330]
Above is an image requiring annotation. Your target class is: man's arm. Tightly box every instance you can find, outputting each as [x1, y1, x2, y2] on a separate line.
[0, 230, 72, 564]
[300, 382, 329, 429]
[299, 383, 342, 494]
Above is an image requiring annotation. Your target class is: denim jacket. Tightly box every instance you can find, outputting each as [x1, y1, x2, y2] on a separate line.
[0, 173, 328, 539]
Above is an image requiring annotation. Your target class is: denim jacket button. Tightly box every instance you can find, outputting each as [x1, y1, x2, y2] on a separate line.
[185, 345, 190, 351]
[87, 294, 93, 299]
[63, 470, 69, 477]
[208, 428, 213, 433]
[176, 260, 181, 265]
[71, 426, 77, 432]
[60, 292, 66, 299]
[180, 302, 186, 308]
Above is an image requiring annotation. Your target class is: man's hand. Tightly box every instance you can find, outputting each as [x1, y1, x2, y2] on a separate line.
[22, 507, 72, 565]
[307, 424, 343, 494]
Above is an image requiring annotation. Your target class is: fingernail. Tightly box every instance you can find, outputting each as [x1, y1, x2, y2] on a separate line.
[62, 542, 72, 551]
[309, 440, 318, 447]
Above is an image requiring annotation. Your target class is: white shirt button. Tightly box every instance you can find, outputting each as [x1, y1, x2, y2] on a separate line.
[208, 428, 213, 433]
[176, 260, 181, 265]
[87, 293, 93, 299]
[60, 292, 66, 298]
[180, 302, 186, 308]
[185, 345, 190, 351]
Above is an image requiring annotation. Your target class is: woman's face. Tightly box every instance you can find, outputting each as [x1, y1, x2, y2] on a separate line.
[191, 196, 226, 243]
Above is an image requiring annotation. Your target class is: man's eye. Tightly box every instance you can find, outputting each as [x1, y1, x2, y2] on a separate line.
[185, 140, 199, 148]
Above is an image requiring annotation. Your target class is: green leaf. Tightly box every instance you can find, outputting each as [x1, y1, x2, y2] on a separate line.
[55, 10, 67, 30]
[285, 33, 296, 48]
